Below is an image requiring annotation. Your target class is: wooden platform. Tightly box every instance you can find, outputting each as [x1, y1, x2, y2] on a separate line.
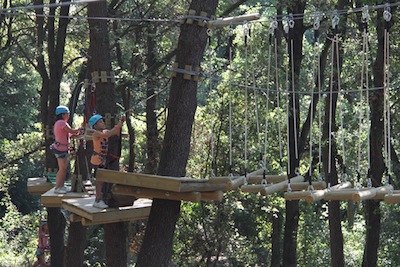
[27, 177, 54, 195]
[41, 188, 93, 208]
[96, 169, 228, 192]
[62, 197, 152, 225]
[112, 185, 224, 202]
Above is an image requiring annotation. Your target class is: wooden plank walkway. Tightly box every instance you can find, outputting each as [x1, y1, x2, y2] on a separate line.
[96, 169, 228, 192]
[27, 177, 54, 195]
[41, 188, 93, 208]
[62, 197, 152, 225]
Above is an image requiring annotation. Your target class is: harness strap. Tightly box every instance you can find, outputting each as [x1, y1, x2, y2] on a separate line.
[53, 141, 69, 147]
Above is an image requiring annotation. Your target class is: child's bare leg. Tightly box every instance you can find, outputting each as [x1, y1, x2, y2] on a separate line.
[56, 157, 69, 188]
[96, 181, 103, 201]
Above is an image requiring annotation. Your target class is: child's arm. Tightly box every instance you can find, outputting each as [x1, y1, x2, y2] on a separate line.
[63, 124, 81, 135]
[92, 116, 125, 140]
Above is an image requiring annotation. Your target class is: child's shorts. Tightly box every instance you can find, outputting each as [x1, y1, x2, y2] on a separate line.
[50, 144, 69, 159]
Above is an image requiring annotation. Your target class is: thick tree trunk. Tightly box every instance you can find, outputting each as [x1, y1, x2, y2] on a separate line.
[65, 223, 87, 267]
[47, 208, 66, 267]
[322, 4, 348, 264]
[34, 0, 71, 265]
[283, 2, 306, 266]
[87, 2, 127, 266]
[145, 25, 160, 174]
[362, 7, 393, 267]
[136, 1, 218, 266]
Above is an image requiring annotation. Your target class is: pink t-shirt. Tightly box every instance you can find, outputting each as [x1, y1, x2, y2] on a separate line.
[53, 120, 71, 151]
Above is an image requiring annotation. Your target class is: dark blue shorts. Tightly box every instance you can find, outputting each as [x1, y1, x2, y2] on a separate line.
[50, 144, 69, 159]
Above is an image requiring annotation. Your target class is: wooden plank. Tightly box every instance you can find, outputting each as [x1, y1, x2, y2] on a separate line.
[371, 185, 393, 200]
[200, 191, 224, 201]
[324, 188, 359, 201]
[208, 13, 260, 27]
[384, 193, 400, 204]
[260, 176, 304, 195]
[288, 181, 326, 191]
[179, 182, 227, 192]
[231, 176, 246, 190]
[27, 177, 54, 195]
[246, 174, 288, 184]
[62, 197, 152, 224]
[112, 185, 202, 202]
[241, 184, 267, 193]
[209, 169, 264, 189]
[352, 188, 377, 202]
[305, 182, 352, 203]
[209, 176, 240, 184]
[96, 169, 208, 192]
[284, 191, 313, 201]
[41, 188, 92, 208]
[81, 215, 149, 226]
[70, 213, 83, 223]
[324, 185, 393, 202]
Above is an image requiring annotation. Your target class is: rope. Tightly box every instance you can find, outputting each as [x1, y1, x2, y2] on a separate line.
[274, 21, 284, 175]
[228, 26, 234, 179]
[383, 5, 392, 186]
[289, 17, 299, 161]
[1, 1, 399, 25]
[207, 33, 216, 178]
[307, 13, 320, 187]
[244, 23, 249, 184]
[315, 13, 323, 182]
[248, 24, 263, 168]
[363, 6, 372, 187]
[262, 21, 276, 179]
[284, 15, 295, 191]
[328, 12, 340, 179]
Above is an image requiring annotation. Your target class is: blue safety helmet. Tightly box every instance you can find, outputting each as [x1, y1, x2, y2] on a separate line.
[88, 114, 103, 128]
[56, 105, 70, 115]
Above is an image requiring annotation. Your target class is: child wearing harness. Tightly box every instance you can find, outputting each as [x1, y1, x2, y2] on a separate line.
[89, 114, 125, 209]
[32, 221, 50, 267]
[51, 106, 81, 194]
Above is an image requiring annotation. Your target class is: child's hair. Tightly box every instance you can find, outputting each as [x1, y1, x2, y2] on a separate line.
[55, 114, 64, 121]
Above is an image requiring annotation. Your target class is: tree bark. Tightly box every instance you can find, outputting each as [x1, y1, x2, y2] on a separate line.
[87, 2, 127, 266]
[145, 25, 161, 175]
[322, 1, 350, 264]
[283, 1, 306, 266]
[33, 0, 71, 265]
[136, 1, 218, 266]
[47, 208, 66, 267]
[271, 210, 283, 267]
[66, 223, 87, 267]
[362, 6, 395, 266]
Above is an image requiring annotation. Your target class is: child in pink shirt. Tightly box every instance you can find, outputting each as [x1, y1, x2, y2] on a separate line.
[51, 106, 80, 194]
[32, 222, 50, 267]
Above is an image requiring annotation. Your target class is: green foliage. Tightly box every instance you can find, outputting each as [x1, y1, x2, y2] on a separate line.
[173, 192, 277, 266]
[0, 58, 40, 140]
[0, 201, 38, 266]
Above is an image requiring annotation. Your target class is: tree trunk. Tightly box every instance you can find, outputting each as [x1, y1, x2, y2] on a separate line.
[271, 209, 283, 267]
[283, 2, 306, 266]
[47, 208, 66, 267]
[362, 7, 394, 266]
[65, 223, 87, 267]
[87, 2, 127, 266]
[323, 3, 349, 264]
[136, 1, 218, 266]
[33, 0, 71, 265]
[145, 25, 161, 175]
